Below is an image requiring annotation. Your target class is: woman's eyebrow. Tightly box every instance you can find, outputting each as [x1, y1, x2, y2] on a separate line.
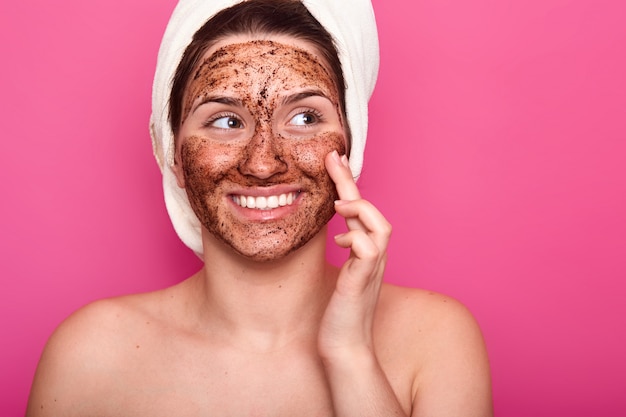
[280, 89, 329, 107]
[192, 95, 243, 114]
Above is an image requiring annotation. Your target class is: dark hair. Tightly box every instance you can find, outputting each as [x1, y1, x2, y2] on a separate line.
[168, 0, 349, 146]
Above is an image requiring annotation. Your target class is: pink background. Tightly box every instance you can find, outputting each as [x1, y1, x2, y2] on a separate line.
[1, 0, 625, 415]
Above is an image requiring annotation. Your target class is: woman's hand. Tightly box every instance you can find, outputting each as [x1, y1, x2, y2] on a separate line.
[318, 150, 392, 361]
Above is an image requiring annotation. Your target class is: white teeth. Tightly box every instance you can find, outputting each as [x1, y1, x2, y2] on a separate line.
[233, 192, 298, 210]
[267, 195, 279, 208]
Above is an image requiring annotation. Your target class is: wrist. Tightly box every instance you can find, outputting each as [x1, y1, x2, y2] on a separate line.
[319, 344, 377, 373]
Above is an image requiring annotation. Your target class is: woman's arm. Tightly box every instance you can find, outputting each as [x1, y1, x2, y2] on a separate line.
[320, 150, 407, 417]
[321, 150, 492, 417]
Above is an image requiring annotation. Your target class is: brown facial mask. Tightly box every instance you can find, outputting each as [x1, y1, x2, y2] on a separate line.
[176, 40, 347, 261]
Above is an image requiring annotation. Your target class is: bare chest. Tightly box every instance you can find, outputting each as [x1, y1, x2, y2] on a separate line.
[98, 343, 337, 417]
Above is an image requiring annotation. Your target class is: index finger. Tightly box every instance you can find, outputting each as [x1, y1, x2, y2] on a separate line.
[325, 150, 361, 201]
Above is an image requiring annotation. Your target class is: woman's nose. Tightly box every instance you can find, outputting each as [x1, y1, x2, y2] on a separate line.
[238, 126, 288, 179]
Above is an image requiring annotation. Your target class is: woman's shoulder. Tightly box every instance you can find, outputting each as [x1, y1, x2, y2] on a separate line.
[46, 284, 186, 358]
[40, 288, 178, 363]
[378, 283, 480, 329]
[27, 292, 158, 415]
[376, 283, 493, 415]
[34, 292, 160, 372]
[51, 291, 161, 341]
[377, 283, 488, 356]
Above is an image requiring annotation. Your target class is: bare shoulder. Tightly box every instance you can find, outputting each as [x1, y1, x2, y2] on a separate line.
[26, 291, 165, 416]
[376, 284, 493, 417]
[37, 291, 158, 357]
[377, 284, 485, 340]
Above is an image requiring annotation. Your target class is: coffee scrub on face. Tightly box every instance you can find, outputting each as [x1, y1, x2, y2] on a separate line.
[176, 41, 347, 261]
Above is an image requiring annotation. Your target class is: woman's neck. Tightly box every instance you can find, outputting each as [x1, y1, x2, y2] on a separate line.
[185, 226, 338, 351]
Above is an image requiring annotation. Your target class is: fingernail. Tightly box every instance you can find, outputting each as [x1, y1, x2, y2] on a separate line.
[340, 154, 350, 168]
[334, 199, 348, 206]
[331, 150, 341, 164]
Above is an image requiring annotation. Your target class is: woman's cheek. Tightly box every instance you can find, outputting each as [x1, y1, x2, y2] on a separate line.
[290, 132, 347, 175]
[180, 136, 242, 179]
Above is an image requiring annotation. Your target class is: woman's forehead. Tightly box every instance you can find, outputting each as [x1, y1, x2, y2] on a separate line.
[203, 33, 324, 63]
[190, 39, 338, 96]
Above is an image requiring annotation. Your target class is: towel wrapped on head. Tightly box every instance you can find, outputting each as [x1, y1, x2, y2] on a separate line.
[150, 0, 380, 255]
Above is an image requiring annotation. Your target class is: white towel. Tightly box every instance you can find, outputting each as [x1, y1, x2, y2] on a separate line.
[150, 0, 380, 255]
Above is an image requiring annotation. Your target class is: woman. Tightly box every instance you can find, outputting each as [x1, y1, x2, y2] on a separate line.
[27, 1, 492, 416]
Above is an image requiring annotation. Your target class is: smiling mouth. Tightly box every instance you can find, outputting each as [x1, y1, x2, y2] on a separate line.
[232, 191, 300, 210]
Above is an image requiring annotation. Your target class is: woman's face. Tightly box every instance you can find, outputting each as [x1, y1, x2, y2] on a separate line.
[174, 36, 347, 261]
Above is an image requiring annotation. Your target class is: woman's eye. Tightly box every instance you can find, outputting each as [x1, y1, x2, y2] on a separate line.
[289, 112, 318, 126]
[210, 116, 243, 129]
